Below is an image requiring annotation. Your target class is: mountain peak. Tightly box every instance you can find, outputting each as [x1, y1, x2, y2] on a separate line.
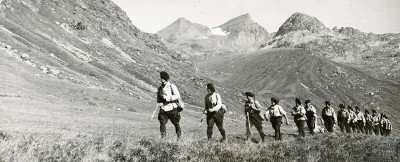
[175, 17, 192, 25]
[219, 13, 254, 27]
[275, 12, 329, 37]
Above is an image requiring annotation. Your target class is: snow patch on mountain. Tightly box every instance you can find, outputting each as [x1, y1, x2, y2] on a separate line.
[211, 27, 229, 36]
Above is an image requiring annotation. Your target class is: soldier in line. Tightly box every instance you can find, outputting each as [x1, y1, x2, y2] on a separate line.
[291, 98, 306, 137]
[371, 109, 381, 136]
[157, 71, 182, 139]
[204, 83, 226, 142]
[354, 107, 365, 133]
[321, 101, 337, 133]
[265, 97, 289, 141]
[380, 114, 392, 136]
[347, 106, 357, 133]
[337, 104, 349, 133]
[244, 92, 266, 142]
[304, 100, 317, 135]
[364, 110, 374, 135]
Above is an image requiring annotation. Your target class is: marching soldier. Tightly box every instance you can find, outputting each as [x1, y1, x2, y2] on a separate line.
[337, 104, 349, 133]
[321, 101, 337, 133]
[157, 71, 182, 139]
[371, 109, 381, 136]
[364, 110, 373, 135]
[354, 107, 365, 133]
[265, 97, 289, 141]
[292, 98, 306, 137]
[304, 100, 317, 135]
[244, 92, 266, 142]
[204, 83, 226, 142]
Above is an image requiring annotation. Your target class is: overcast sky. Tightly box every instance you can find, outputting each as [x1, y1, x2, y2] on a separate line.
[112, 0, 400, 34]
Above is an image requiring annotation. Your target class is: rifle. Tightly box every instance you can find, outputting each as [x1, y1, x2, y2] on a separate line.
[151, 105, 158, 120]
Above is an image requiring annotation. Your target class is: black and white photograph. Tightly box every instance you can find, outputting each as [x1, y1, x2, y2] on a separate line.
[0, 0, 399, 161]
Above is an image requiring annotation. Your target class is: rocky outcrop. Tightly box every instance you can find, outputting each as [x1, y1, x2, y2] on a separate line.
[275, 12, 329, 37]
[216, 13, 270, 47]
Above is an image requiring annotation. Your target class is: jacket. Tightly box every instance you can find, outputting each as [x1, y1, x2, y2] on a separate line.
[292, 105, 306, 121]
[204, 92, 222, 114]
[157, 82, 180, 111]
[267, 105, 286, 117]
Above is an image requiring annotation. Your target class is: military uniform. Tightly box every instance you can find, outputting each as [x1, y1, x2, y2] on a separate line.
[267, 104, 287, 141]
[157, 80, 182, 139]
[205, 92, 226, 141]
[292, 105, 306, 137]
[337, 108, 349, 133]
[305, 104, 317, 135]
[364, 112, 373, 135]
[245, 100, 265, 142]
[371, 114, 381, 136]
[354, 111, 365, 133]
[322, 106, 337, 132]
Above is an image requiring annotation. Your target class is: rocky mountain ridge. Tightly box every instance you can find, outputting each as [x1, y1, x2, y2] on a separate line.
[157, 13, 270, 57]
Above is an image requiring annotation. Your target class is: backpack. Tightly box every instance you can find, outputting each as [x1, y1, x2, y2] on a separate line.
[170, 84, 184, 112]
[216, 93, 226, 115]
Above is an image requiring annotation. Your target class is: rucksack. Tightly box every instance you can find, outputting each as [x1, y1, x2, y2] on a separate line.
[170, 84, 184, 112]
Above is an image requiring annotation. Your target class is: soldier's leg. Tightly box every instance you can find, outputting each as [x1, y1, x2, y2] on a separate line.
[276, 117, 283, 140]
[207, 115, 215, 141]
[254, 121, 265, 142]
[215, 114, 226, 141]
[299, 120, 305, 137]
[168, 109, 181, 139]
[158, 109, 169, 138]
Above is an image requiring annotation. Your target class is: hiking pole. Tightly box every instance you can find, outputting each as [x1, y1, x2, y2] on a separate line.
[151, 105, 158, 120]
[200, 113, 206, 123]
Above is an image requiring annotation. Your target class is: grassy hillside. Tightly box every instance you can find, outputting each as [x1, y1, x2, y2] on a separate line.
[1, 130, 399, 161]
[197, 48, 400, 130]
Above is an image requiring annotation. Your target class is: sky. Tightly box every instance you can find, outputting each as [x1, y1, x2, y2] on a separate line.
[112, 0, 400, 34]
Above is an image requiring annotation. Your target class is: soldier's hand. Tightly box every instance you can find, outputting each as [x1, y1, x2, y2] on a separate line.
[286, 121, 290, 125]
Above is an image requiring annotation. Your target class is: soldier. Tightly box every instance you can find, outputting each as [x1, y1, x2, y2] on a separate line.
[364, 110, 373, 135]
[380, 114, 392, 136]
[347, 106, 357, 133]
[371, 109, 381, 136]
[204, 83, 226, 142]
[305, 100, 317, 135]
[337, 104, 349, 133]
[321, 101, 337, 133]
[292, 98, 306, 137]
[157, 71, 182, 139]
[265, 97, 289, 141]
[354, 107, 365, 133]
[244, 92, 266, 142]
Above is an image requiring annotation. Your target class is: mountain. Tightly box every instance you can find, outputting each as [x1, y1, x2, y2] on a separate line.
[259, 13, 400, 82]
[157, 13, 270, 57]
[216, 13, 270, 48]
[0, 0, 245, 132]
[157, 17, 211, 43]
[274, 12, 329, 37]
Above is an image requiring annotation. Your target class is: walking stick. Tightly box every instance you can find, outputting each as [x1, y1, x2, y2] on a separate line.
[247, 112, 251, 133]
[200, 113, 206, 123]
[151, 105, 158, 120]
